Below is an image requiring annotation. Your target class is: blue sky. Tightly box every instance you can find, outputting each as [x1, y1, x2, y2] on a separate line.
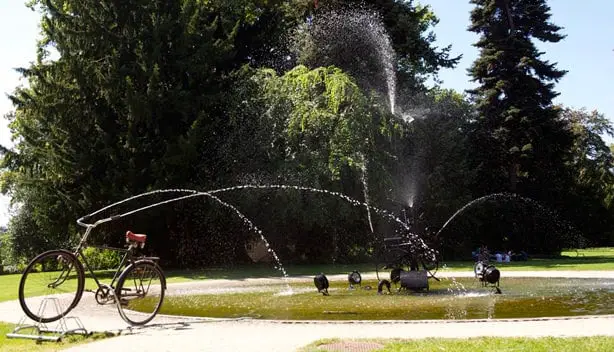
[422, 0, 614, 129]
[0, 1, 612, 226]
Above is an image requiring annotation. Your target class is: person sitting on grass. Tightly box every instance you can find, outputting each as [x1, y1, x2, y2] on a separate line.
[478, 245, 490, 262]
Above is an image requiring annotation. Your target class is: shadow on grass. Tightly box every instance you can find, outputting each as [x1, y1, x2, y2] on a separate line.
[0, 321, 114, 352]
[174, 253, 614, 279]
[164, 256, 614, 282]
[164, 263, 380, 281]
[443, 255, 614, 271]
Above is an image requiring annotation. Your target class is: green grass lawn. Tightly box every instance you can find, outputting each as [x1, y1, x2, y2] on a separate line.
[0, 274, 21, 303]
[0, 321, 111, 352]
[303, 336, 614, 352]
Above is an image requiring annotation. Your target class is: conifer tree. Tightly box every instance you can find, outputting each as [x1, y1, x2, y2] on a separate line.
[467, 0, 572, 195]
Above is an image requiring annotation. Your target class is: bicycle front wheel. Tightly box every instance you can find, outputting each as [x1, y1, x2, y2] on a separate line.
[19, 250, 85, 323]
[116, 260, 165, 326]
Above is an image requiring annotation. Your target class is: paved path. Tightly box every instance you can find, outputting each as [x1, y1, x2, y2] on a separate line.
[2, 271, 614, 351]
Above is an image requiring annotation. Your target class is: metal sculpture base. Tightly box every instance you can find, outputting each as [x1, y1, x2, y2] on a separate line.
[399, 270, 429, 291]
[6, 297, 89, 342]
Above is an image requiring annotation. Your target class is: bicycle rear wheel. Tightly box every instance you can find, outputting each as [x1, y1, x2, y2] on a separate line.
[421, 256, 440, 280]
[19, 250, 85, 323]
[115, 260, 165, 326]
[374, 247, 413, 283]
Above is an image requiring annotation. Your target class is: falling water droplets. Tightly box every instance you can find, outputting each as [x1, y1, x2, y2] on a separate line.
[302, 7, 397, 115]
[359, 154, 375, 234]
[80, 183, 439, 291]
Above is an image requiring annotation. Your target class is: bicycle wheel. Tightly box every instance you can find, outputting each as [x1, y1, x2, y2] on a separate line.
[474, 261, 486, 277]
[421, 254, 440, 280]
[375, 247, 413, 283]
[115, 260, 165, 326]
[19, 250, 85, 323]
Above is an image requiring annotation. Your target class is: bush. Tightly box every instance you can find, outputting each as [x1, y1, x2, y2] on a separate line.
[0, 232, 17, 270]
[82, 247, 121, 270]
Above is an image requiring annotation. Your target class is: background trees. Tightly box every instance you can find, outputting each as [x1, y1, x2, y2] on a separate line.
[461, 0, 599, 253]
[1, 0, 612, 266]
[560, 108, 614, 245]
[467, 0, 572, 196]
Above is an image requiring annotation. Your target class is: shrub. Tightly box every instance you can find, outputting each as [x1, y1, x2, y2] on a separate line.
[82, 247, 121, 270]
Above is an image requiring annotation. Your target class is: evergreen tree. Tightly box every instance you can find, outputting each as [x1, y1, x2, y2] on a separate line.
[467, 0, 573, 197]
[560, 108, 614, 245]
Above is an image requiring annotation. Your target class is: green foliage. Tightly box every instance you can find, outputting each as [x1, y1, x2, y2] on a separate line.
[1, 0, 307, 261]
[0, 231, 13, 266]
[559, 108, 614, 245]
[271, 65, 375, 178]
[295, 0, 460, 94]
[463, 0, 585, 254]
[230, 64, 400, 263]
[467, 0, 572, 195]
[3, 0, 609, 266]
[82, 247, 122, 270]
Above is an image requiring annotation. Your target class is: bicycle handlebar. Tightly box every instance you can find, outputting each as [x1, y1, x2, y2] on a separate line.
[75, 189, 205, 229]
[77, 214, 122, 228]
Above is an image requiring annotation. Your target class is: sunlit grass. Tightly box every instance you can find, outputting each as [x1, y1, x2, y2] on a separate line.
[0, 321, 112, 352]
[0, 274, 21, 303]
[302, 336, 614, 352]
[562, 247, 614, 257]
[0, 269, 120, 303]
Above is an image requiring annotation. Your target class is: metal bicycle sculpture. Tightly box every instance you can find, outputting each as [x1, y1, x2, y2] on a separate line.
[374, 235, 440, 290]
[473, 260, 502, 294]
[16, 189, 210, 327]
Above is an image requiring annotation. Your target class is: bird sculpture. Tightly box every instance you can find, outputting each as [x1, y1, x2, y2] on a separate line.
[314, 273, 329, 296]
[348, 270, 361, 289]
[377, 279, 391, 295]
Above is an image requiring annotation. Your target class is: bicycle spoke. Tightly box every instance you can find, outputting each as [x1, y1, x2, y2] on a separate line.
[116, 261, 164, 325]
[19, 250, 84, 323]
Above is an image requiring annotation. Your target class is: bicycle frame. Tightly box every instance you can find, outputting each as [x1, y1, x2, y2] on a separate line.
[76, 244, 132, 293]
[69, 219, 146, 294]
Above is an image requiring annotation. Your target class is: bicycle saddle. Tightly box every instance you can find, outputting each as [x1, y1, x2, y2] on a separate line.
[126, 230, 147, 243]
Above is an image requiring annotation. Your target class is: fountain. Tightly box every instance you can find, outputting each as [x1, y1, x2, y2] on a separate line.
[42, 3, 609, 326]
[82, 179, 614, 319]
[297, 6, 398, 116]
[69, 162, 608, 322]
[433, 192, 583, 257]
[146, 0, 611, 322]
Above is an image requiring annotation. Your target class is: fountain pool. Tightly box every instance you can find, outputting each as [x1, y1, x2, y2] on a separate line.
[125, 275, 614, 321]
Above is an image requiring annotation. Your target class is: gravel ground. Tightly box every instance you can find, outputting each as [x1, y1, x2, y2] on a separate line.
[1, 271, 614, 351]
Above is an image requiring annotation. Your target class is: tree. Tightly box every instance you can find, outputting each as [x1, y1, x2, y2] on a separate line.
[467, 0, 573, 198]
[386, 89, 476, 257]
[294, 0, 460, 102]
[407, 89, 476, 224]
[0, 0, 303, 259]
[560, 108, 614, 245]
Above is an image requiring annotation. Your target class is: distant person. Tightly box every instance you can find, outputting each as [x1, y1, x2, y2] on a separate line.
[479, 245, 490, 262]
[511, 250, 528, 261]
[495, 252, 503, 262]
[504, 251, 511, 263]
[472, 247, 480, 261]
